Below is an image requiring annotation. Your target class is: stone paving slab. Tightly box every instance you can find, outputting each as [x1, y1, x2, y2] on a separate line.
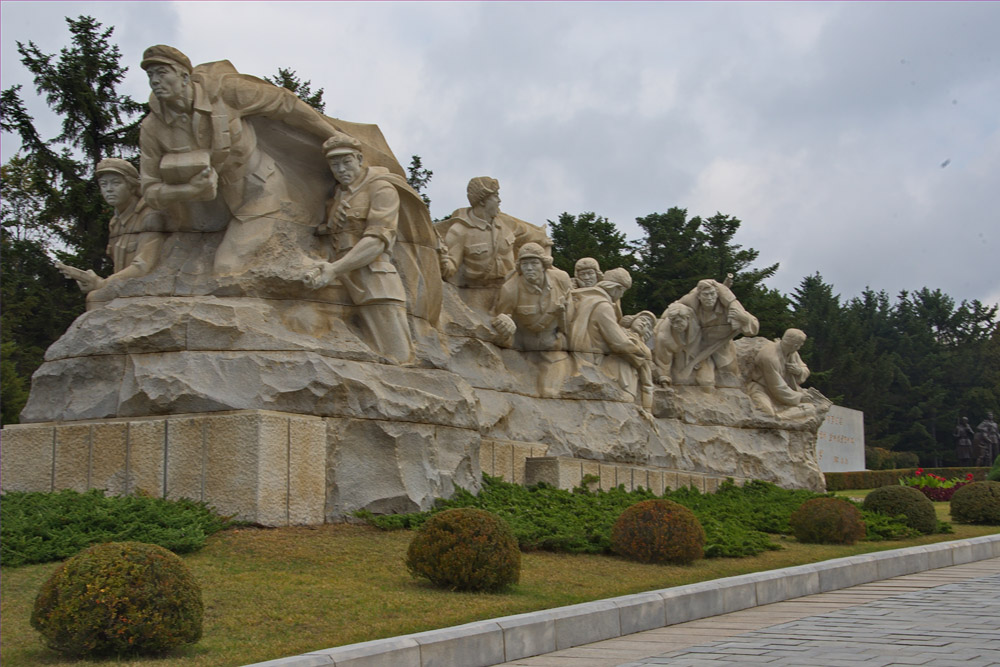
[246, 536, 1000, 667]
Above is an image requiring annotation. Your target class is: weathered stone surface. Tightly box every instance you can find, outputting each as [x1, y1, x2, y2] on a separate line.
[325, 418, 481, 519]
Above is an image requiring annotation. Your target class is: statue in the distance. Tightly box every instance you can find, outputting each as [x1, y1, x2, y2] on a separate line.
[974, 412, 999, 466]
[57, 158, 167, 294]
[138, 45, 338, 276]
[674, 278, 759, 388]
[747, 328, 816, 417]
[301, 131, 414, 364]
[954, 416, 975, 467]
[492, 243, 573, 396]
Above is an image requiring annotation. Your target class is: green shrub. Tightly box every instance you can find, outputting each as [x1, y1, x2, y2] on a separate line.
[405, 508, 520, 592]
[789, 498, 866, 545]
[31, 542, 203, 656]
[611, 499, 705, 564]
[825, 467, 987, 491]
[950, 481, 1000, 524]
[1, 489, 229, 567]
[862, 485, 937, 534]
[988, 456, 1000, 482]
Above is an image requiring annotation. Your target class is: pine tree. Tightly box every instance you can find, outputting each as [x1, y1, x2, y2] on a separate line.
[264, 67, 326, 112]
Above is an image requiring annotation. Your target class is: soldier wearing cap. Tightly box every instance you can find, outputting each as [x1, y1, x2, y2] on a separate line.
[438, 177, 550, 291]
[301, 130, 413, 364]
[138, 44, 338, 275]
[492, 243, 573, 396]
[567, 268, 651, 404]
[57, 158, 166, 294]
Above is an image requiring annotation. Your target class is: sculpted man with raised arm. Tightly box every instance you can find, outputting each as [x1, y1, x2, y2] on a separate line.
[57, 158, 166, 295]
[301, 131, 414, 365]
[138, 45, 337, 276]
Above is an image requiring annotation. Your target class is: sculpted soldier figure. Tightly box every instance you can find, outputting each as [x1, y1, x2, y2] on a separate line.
[747, 329, 813, 416]
[675, 278, 759, 387]
[954, 417, 975, 467]
[975, 412, 999, 465]
[572, 257, 602, 289]
[138, 45, 338, 276]
[300, 131, 414, 364]
[57, 158, 167, 294]
[439, 177, 550, 290]
[567, 268, 651, 404]
[652, 301, 701, 386]
[619, 310, 657, 410]
[492, 243, 573, 396]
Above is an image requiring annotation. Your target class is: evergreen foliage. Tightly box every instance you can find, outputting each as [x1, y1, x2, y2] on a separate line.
[405, 508, 521, 592]
[0, 490, 230, 567]
[31, 541, 203, 656]
[949, 481, 1000, 524]
[359, 477, 917, 558]
[264, 67, 325, 112]
[548, 211, 637, 312]
[406, 155, 433, 208]
[862, 485, 938, 535]
[789, 497, 866, 545]
[611, 499, 705, 564]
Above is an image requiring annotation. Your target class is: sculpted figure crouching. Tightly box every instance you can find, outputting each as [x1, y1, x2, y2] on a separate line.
[675, 278, 759, 388]
[492, 243, 573, 397]
[747, 328, 813, 416]
[138, 45, 337, 276]
[302, 131, 414, 365]
[57, 158, 167, 295]
[652, 301, 701, 386]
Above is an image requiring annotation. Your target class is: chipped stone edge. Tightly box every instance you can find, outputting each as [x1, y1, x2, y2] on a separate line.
[244, 534, 1000, 667]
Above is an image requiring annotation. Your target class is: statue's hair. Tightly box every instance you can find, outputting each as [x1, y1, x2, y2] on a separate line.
[466, 177, 499, 207]
[665, 301, 694, 319]
[783, 328, 807, 344]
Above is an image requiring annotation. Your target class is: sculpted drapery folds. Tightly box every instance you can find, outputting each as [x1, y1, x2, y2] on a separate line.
[676, 278, 759, 388]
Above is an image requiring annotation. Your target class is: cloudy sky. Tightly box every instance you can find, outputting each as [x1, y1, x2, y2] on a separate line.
[3, 1, 998, 308]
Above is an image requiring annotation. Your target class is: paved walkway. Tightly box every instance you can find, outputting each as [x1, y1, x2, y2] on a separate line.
[497, 557, 1000, 667]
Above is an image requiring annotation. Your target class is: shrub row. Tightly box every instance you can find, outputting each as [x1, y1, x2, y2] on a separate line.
[825, 467, 988, 491]
[1, 489, 230, 567]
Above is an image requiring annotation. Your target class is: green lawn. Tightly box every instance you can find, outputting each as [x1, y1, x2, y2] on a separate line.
[2, 506, 997, 667]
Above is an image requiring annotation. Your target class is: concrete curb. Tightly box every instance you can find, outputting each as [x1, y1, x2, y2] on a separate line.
[245, 534, 1000, 667]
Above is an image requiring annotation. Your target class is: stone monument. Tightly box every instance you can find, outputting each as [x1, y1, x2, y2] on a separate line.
[0, 44, 831, 525]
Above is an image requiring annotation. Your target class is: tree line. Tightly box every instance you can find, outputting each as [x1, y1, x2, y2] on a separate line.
[2, 17, 998, 469]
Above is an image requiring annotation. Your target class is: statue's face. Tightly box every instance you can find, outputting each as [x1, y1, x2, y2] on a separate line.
[146, 65, 187, 102]
[671, 314, 688, 331]
[576, 268, 598, 287]
[698, 286, 718, 308]
[782, 334, 805, 352]
[633, 318, 654, 339]
[98, 173, 132, 209]
[328, 153, 363, 186]
[520, 257, 544, 285]
[483, 193, 500, 221]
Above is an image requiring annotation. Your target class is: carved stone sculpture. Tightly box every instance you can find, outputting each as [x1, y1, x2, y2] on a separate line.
[492, 243, 573, 396]
[747, 328, 814, 417]
[139, 44, 342, 277]
[57, 158, 166, 296]
[566, 268, 650, 402]
[652, 301, 701, 386]
[300, 131, 414, 364]
[955, 417, 975, 466]
[675, 279, 759, 388]
[437, 177, 550, 310]
[975, 412, 999, 465]
[572, 257, 602, 289]
[619, 311, 657, 410]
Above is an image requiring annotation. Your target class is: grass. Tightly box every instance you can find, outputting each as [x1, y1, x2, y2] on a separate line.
[2, 494, 997, 667]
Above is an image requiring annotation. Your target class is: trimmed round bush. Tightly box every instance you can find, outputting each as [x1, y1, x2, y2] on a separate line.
[31, 541, 202, 656]
[950, 481, 1000, 524]
[863, 485, 937, 534]
[789, 497, 866, 545]
[611, 499, 705, 565]
[406, 508, 520, 592]
[988, 455, 1000, 482]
